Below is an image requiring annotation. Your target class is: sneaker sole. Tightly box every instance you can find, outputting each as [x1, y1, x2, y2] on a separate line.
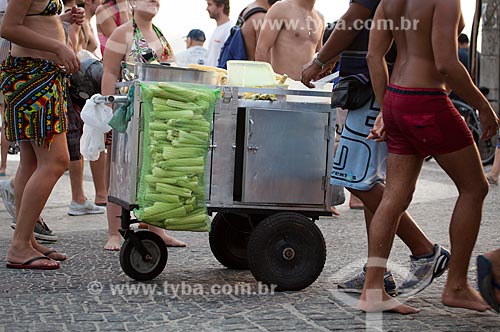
[34, 234, 58, 242]
[68, 210, 105, 216]
[337, 287, 363, 294]
[337, 287, 398, 297]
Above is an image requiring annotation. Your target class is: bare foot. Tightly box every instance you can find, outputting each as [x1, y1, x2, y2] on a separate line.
[6, 244, 60, 269]
[162, 233, 187, 247]
[147, 225, 187, 247]
[442, 283, 491, 312]
[349, 195, 364, 210]
[359, 289, 421, 315]
[104, 235, 121, 251]
[32, 240, 67, 261]
[330, 207, 341, 217]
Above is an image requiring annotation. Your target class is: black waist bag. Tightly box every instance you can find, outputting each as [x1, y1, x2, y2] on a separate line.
[331, 76, 373, 110]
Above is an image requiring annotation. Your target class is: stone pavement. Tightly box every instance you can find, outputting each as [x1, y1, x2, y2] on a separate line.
[0, 155, 500, 332]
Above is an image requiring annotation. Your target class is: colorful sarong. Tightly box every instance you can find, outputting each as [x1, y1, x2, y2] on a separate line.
[0, 56, 68, 148]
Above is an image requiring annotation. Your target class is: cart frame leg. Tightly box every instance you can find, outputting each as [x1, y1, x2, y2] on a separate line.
[119, 207, 152, 260]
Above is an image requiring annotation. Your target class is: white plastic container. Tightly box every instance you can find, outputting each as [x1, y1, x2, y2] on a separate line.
[227, 60, 277, 87]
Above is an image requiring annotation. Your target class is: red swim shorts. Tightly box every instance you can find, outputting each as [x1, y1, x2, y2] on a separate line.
[383, 84, 474, 157]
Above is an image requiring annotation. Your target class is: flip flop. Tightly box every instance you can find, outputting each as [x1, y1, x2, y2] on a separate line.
[0, 172, 6, 177]
[6, 256, 60, 270]
[43, 250, 67, 261]
[477, 255, 500, 313]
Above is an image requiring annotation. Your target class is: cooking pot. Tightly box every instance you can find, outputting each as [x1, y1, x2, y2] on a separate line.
[123, 62, 219, 85]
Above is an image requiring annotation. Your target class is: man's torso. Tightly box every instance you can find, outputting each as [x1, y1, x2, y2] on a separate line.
[270, 0, 323, 80]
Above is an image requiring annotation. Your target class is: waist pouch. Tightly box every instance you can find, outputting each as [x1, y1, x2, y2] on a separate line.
[331, 76, 373, 110]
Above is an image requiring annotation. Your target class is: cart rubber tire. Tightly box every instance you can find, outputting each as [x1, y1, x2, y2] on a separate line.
[209, 213, 251, 270]
[120, 230, 168, 281]
[247, 212, 326, 291]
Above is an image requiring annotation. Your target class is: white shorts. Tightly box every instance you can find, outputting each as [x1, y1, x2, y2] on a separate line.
[330, 96, 387, 191]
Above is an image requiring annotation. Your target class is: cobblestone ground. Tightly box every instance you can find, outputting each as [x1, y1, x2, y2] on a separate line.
[0, 158, 500, 331]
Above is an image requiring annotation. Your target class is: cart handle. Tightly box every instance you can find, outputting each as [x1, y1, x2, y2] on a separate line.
[94, 95, 130, 104]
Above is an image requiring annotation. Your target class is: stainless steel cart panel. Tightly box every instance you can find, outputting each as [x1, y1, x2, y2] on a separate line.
[108, 83, 143, 208]
[242, 108, 328, 204]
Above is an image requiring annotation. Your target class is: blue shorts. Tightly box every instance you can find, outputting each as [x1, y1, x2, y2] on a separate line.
[330, 96, 387, 191]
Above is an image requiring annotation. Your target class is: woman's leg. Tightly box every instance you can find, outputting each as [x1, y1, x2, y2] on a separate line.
[6, 134, 69, 267]
[104, 146, 121, 250]
[105, 202, 122, 251]
[0, 105, 8, 175]
[90, 151, 107, 205]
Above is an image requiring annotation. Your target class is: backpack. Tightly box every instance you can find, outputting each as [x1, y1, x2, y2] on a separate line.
[217, 7, 267, 69]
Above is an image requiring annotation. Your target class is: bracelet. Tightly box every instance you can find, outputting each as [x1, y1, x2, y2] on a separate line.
[313, 54, 326, 67]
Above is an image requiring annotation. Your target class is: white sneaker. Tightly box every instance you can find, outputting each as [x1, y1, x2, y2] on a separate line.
[0, 179, 15, 218]
[68, 199, 106, 216]
[398, 244, 451, 296]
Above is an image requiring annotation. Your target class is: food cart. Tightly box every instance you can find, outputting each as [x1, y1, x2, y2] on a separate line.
[104, 63, 339, 291]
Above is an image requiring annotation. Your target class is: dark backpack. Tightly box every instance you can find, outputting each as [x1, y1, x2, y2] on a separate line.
[217, 7, 267, 69]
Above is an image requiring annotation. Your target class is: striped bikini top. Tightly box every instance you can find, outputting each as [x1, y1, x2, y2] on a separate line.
[27, 0, 63, 16]
[127, 18, 174, 64]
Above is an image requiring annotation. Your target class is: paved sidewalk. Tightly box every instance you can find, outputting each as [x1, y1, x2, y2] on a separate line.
[0, 156, 499, 331]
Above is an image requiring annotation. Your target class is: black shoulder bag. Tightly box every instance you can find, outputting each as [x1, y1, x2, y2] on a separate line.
[330, 75, 373, 110]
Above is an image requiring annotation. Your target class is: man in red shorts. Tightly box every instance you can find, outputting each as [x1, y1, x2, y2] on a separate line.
[363, 0, 499, 314]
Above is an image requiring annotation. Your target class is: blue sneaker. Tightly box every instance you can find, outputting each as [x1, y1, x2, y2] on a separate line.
[337, 265, 398, 297]
[399, 244, 451, 296]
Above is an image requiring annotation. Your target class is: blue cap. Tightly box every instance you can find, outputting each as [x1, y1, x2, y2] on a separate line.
[186, 29, 206, 42]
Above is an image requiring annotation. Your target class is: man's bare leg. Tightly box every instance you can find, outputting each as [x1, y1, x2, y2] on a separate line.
[434, 145, 490, 311]
[359, 153, 423, 314]
[351, 184, 434, 257]
[6, 135, 69, 268]
[90, 151, 107, 205]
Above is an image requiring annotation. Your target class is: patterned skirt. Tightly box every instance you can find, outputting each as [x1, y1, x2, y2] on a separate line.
[0, 56, 68, 148]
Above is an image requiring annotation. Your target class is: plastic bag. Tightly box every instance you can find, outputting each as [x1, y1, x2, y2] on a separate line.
[108, 86, 135, 133]
[80, 94, 113, 161]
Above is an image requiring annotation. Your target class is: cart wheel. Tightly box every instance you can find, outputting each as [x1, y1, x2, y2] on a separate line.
[247, 212, 326, 291]
[120, 230, 168, 281]
[209, 213, 251, 270]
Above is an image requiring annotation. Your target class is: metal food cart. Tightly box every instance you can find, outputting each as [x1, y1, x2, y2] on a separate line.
[106, 63, 339, 291]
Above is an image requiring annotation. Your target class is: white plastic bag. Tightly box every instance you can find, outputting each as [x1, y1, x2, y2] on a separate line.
[80, 94, 113, 161]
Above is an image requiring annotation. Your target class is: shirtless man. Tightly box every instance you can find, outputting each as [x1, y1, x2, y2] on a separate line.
[363, 0, 499, 314]
[255, 0, 323, 80]
[72, 0, 99, 54]
[240, 0, 280, 60]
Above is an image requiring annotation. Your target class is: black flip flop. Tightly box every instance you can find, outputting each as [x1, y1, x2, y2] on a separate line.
[477, 255, 500, 313]
[44, 250, 68, 261]
[6, 256, 60, 270]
